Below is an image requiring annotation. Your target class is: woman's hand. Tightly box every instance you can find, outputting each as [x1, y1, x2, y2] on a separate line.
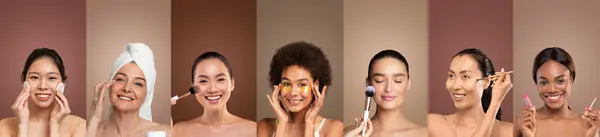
[344, 117, 373, 137]
[12, 83, 30, 137]
[520, 106, 536, 137]
[267, 84, 289, 123]
[583, 108, 600, 137]
[12, 83, 30, 125]
[305, 83, 327, 124]
[490, 68, 513, 103]
[86, 80, 114, 137]
[50, 92, 71, 124]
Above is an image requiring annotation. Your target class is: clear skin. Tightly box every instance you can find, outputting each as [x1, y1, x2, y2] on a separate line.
[0, 57, 86, 137]
[87, 63, 170, 137]
[428, 55, 513, 137]
[172, 58, 256, 137]
[258, 65, 344, 137]
[343, 57, 427, 137]
[516, 60, 600, 137]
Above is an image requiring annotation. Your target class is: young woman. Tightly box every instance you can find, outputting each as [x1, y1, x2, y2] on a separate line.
[0, 48, 86, 137]
[257, 42, 344, 137]
[517, 47, 600, 137]
[87, 43, 170, 137]
[344, 50, 427, 137]
[429, 48, 513, 137]
[171, 51, 256, 137]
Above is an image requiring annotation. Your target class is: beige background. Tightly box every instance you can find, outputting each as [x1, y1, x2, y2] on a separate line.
[0, 0, 86, 118]
[513, 1, 600, 117]
[343, 0, 428, 126]
[86, 0, 171, 124]
[257, 0, 344, 121]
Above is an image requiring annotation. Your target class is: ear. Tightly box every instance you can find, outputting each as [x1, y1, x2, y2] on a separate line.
[230, 77, 235, 92]
[365, 78, 370, 87]
[483, 79, 492, 89]
[407, 79, 412, 91]
[314, 79, 320, 89]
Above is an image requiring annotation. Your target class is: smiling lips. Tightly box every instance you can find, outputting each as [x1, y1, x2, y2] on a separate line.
[206, 95, 222, 104]
[381, 96, 396, 101]
[117, 95, 134, 101]
[287, 98, 303, 106]
[545, 94, 563, 102]
[35, 93, 52, 101]
[452, 93, 466, 101]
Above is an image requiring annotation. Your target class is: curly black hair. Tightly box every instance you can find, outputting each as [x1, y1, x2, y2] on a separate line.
[268, 41, 332, 92]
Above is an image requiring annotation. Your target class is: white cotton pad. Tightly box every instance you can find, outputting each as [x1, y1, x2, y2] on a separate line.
[23, 81, 30, 89]
[57, 83, 65, 94]
[146, 131, 167, 137]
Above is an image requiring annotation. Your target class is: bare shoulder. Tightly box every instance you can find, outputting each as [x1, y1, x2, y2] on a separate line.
[257, 118, 276, 129]
[410, 126, 429, 137]
[0, 117, 17, 136]
[234, 116, 257, 128]
[64, 115, 86, 126]
[257, 118, 276, 137]
[326, 119, 343, 128]
[497, 120, 513, 137]
[427, 113, 449, 126]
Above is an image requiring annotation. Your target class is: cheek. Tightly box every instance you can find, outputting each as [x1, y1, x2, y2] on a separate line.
[445, 80, 453, 92]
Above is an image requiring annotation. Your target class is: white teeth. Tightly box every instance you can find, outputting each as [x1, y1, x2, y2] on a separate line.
[453, 94, 465, 98]
[37, 94, 50, 98]
[206, 95, 221, 100]
[119, 96, 133, 101]
[548, 95, 560, 100]
[288, 99, 303, 103]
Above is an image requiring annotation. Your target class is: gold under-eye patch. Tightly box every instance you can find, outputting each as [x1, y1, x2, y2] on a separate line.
[281, 84, 311, 93]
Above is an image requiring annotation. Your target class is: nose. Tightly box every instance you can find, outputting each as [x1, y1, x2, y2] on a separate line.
[38, 79, 49, 90]
[549, 83, 558, 93]
[384, 80, 393, 93]
[451, 79, 462, 91]
[122, 81, 133, 93]
[207, 81, 218, 94]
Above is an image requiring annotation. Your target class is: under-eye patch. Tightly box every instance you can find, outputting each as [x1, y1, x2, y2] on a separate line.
[281, 84, 311, 93]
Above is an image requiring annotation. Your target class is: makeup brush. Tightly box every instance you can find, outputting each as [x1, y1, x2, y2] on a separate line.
[171, 87, 196, 105]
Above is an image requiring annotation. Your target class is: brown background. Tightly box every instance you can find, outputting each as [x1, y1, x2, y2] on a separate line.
[428, 0, 514, 122]
[86, 0, 171, 125]
[513, 1, 600, 117]
[0, 0, 86, 119]
[171, 0, 257, 124]
[343, 0, 429, 126]
[257, 0, 344, 121]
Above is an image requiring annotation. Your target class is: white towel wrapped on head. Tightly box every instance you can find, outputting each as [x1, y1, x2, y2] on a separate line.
[109, 43, 156, 121]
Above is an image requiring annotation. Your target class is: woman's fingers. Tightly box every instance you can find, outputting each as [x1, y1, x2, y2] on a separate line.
[365, 119, 374, 137]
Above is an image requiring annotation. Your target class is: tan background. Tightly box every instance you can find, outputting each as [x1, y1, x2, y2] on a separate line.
[86, 0, 171, 124]
[0, 0, 86, 118]
[428, 0, 514, 121]
[343, 0, 428, 126]
[513, 1, 600, 117]
[257, 0, 344, 121]
[171, 0, 257, 124]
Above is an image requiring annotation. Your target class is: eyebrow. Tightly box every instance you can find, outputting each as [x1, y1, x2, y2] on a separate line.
[197, 73, 228, 79]
[281, 77, 309, 82]
[27, 72, 60, 75]
[538, 74, 567, 80]
[116, 72, 146, 82]
[372, 73, 406, 77]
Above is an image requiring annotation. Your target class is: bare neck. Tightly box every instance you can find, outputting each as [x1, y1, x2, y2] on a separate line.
[372, 106, 415, 131]
[200, 105, 235, 127]
[109, 108, 144, 134]
[453, 103, 487, 127]
[28, 101, 53, 123]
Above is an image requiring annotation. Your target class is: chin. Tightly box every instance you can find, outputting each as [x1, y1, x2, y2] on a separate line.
[545, 102, 566, 109]
[285, 105, 307, 113]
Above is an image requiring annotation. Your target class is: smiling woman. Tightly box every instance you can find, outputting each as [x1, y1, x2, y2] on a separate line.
[0, 48, 86, 137]
[171, 51, 256, 137]
[86, 43, 171, 137]
[257, 41, 344, 137]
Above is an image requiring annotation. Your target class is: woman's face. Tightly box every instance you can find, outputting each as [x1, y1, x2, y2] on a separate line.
[280, 65, 315, 112]
[110, 63, 147, 112]
[368, 58, 410, 110]
[25, 57, 63, 108]
[535, 60, 572, 109]
[446, 55, 487, 110]
[193, 59, 234, 110]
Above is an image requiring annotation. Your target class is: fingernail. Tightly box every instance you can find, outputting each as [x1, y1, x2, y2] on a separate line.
[501, 68, 505, 72]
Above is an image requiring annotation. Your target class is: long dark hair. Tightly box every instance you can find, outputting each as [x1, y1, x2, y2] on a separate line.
[21, 48, 67, 82]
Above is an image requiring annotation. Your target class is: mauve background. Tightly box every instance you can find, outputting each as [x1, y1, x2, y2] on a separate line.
[513, 1, 600, 118]
[171, 0, 257, 124]
[0, 0, 86, 119]
[428, 0, 514, 122]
